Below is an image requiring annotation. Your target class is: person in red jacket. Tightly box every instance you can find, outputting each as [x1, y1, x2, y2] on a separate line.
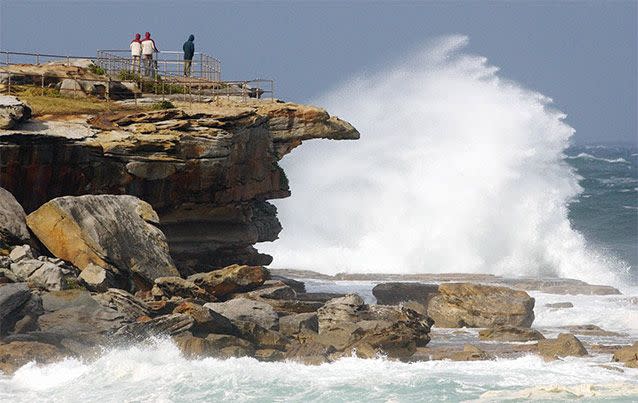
[129, 33, 142, 74]
[141, 32, 159, 77]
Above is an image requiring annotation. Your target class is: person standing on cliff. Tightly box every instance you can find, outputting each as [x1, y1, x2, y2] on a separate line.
[129, 33, 142, 74]
[141, 32, 159, 78]
[182, 34, 195, 77]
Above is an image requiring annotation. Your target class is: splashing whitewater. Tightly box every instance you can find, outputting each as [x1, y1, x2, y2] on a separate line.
[262, 35, 628, 286]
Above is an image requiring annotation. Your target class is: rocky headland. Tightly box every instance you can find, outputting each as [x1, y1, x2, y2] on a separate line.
[0, 78, 635, 374]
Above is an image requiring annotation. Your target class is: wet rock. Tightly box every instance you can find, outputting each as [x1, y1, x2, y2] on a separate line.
[26, 195, 179, 290]
[114, 313, 193, 340]
[0, 341, 62, 374]
[612, 342, 638, 368]
[479, 326, 545, 342]
[316, 295, 433, 359]
[173, 301, 238, 337]
[372, 282, 439, 306]
[285, 339, 335, 365]
[11, 292, 43, 334]
[279, 313, 318, 336]
[560, 324, 625, 337]
[205, 297, 278, 330]
[188, 265, 269, 299]
[152, 277, 210, 301]
[174, 333, 256, 359]
[0, 95, 31, 129]
[0, 283, 31, 335]
[255, 348, 285, 362]
[537, 333, 588, 359]
[234, 322, 288, 350]
[545, 302, 573, 309]
[449, 344, 493, 361]
[427, 283, 535, 328]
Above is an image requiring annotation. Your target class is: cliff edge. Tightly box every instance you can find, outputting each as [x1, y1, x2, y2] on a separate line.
[0, 96, 359, 273]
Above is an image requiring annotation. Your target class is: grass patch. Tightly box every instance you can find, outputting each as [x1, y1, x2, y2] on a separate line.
[150, 100, 175, 110]
[88, 64, 106, 76]
[12, 85, 145, 116]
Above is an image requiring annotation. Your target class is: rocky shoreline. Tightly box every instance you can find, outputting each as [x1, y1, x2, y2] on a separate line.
[1, 90, 636, 374]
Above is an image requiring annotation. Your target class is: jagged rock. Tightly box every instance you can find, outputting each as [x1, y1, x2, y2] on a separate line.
[0, 341, 62, 374]
[612, 342, 638, 368]
[114, 313, 193, 340]
[172, 301, 238, 336]
[26, 261, 77, 291]
[256, 298, 325, 315]
[10, 258, 43, 280]
[1, 100, 359, 271]
[9, 245, 33, 263]
[537, 333, 588, 359]
[255, 349, 285, 362]
[372, 282, 439, 306]
[296, 292, 347, 303]
[0, 267, 18, 283]
[152, 277, 210, 301]
[0, 283, 31, 335]
[279, 313, 318, 336]
[317, 294, 365, 326]
[78, 263, 119, 292]
[92, 288, 149, 321]
[285, 339, 336, 365]
[205, 297, 278, 330]
[0, 95, 31, 129]
[188, 265, 269, 298]
[427, 283, 535, 328]
[11, 292, 43, 334]
[232, 321, 288, 350]
[0, 189, 31, 252]
[242, 280, 296, 300]
[479, 326, 545, 342]
[450, 344, 493, 361]
[174, 332, 256, 359]
[26, 195, 179, 290]
[316, 295, 433, 359]
[271, 275, 305, 293]
[545, 302, 573, 309]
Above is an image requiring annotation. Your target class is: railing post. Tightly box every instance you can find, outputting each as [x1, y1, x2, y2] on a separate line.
[7, 72, 11, 94]
[41, 73, 45, 96]
[36, 53, 40, 65]
[200, 53, 203, 79]
[106, 76, 111, 101]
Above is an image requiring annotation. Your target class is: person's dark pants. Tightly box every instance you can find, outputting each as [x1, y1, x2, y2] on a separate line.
[143, 55, 154, 77]
[184, 59, 192, 77]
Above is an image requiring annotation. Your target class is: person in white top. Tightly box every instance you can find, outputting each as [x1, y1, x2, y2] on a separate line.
[129, 33, 142, 74]
[141, 32, 159, 78]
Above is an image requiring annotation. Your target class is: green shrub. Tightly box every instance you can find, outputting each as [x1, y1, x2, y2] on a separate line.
[88, 64, 106, 75]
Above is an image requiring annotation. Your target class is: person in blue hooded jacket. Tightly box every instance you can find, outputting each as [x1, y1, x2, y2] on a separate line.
[182, 34, 195, 77]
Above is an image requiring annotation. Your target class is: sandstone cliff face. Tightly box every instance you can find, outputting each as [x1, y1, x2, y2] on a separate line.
[0, 99, 359, 273]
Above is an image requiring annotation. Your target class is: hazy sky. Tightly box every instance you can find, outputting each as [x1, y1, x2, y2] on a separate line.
[0, 0, 636, 144]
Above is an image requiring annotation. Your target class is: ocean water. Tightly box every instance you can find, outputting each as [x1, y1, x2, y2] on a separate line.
[566, 144, 638, 282]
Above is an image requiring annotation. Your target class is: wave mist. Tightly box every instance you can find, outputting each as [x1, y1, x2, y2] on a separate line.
[262, 35, 627, 286]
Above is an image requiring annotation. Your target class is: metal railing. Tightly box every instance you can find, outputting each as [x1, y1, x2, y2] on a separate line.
[96, 49, 221, 81]
[0, 50, 274, 103]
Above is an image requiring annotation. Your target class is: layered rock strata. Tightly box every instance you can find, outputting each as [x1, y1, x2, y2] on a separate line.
[0, 99, 359, 272]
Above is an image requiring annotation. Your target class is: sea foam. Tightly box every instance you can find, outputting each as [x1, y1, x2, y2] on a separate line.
[261, 35, 628, 286]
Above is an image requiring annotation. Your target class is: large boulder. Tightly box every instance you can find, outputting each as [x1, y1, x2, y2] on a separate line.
[537, 333, 588, 359]
[0, 95, 31, 129]
[205, 297, 279, 331]
[26, 195, 179, 290]
[188, 264, 269, 298]
[0, 188, 31, 252]
[427, 283, 535, 328]
[612, 342, 638, 368]
[372, 282, 439, 307]
[315, 294, 433, 359]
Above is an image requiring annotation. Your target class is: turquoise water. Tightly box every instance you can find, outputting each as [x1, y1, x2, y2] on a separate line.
[566, 144, 638, 282]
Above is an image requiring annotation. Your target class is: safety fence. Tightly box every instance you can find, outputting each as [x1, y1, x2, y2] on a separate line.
[96, 50, 221, 82]
[0, 50, 274, 104]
